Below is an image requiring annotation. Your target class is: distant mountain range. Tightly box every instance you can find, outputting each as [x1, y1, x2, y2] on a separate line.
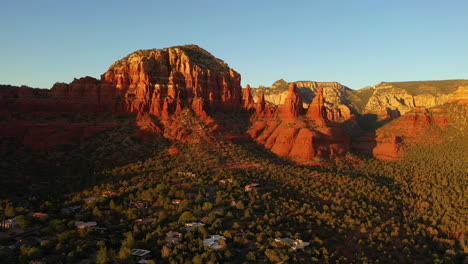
[1, 45, 466, 163]
[251, 78, 468, 115]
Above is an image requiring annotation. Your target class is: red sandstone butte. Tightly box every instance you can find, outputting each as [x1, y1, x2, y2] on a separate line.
[307, 87, 326, 121]
[278, 83, 303, 119]
[102, 45, 243, 118]
[242, 84, 254, 109]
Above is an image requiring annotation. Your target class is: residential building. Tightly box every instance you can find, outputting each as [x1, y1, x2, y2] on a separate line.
[74, 221, 97, 229]
[185, 222, 205, 231]
[203, 235, 226, 249]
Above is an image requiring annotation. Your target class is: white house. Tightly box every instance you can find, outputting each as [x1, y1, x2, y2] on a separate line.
[131, 249, 151, 263]
[203, 235, 226, 249]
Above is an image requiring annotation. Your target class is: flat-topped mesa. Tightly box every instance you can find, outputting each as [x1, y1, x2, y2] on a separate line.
[101, 45, 242, 118]
[242, 84, 254, 108]
[307, 87, 327, 123]
[278, 83, 303, 119]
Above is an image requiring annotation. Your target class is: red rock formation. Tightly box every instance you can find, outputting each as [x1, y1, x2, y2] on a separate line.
[254, 93, 276, 118]
[351, 134, 377, 155]
[38, 45, 243, 119]
[167, 146, 180, 155]
[0, 45, 243, 150]
[1, 46, 354, 163]
[373, 135, 404, 161]
[377, 107, 401, 121]
[307, 87, 327, 125]
[0, 118, 118, 151]
[255, 93, 266, 114]
[325, 104, 353, 121]
[243, 85, 254, 109]
[102, 45, 242, 118]
[191, 97, 209, 118]
[247, 84, 350, 162]
[247, 119, 350, 161]
[278, 83, 303, 119]
[372, 107, 452, 160]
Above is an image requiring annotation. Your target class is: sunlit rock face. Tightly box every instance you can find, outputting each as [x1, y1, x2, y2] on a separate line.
[247, 83, 350, 161]
[102, 45, 242, 118]
[372, 107, 452, 160]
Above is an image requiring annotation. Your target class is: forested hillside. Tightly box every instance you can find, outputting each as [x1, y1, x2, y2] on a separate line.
[1, 126, 466, 263]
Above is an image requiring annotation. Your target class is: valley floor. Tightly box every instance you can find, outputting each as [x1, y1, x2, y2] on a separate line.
[0, 135, 466, 263]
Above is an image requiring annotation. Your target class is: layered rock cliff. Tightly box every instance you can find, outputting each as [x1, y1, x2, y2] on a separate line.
[251, 80, 357, 122]
[1, 45, 466, 162]
[102, 45, 242, 118]
[357, 80, 468, 116]
[371, 104, 466, 160]
[0, 45, 245, 148]
[252, 79, 468, 121]
[247, 83, 350, 162]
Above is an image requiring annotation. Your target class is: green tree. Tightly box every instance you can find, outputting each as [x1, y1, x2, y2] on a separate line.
[49, 219, 65, 233]
[161, 245, 171, 258]
[178, 211, 194, 223]
[19, 245, 42, 263]
[15, 215, 30, 229]
[4, 205, 16, 217]
[117, 247, 134, 263]
[96, 246, 111, 264]
[93, 206, 103, 218]
[265, 249, 289, 263]
[122, 232, 135, 249]
[193, 255, 203, 264]
[202, 202, 213, 211]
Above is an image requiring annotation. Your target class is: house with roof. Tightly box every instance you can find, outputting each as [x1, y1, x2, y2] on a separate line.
[203, 235, 226, 249]
[131, 249, 151, 263]
[244, 183, 260, 192]
[130, 201, 151, 209]
[185, 222, 205, 231]
[178, 172, 196, 177]
[31, 212, 49, 219]
[134, 218, 155, 225]
[0, 218, 18, 229]
[83, 196, 97, 204]
[275, 237, 310, 250]
[101, 191, 118, 197]
[171, 199, 183, 204]
[74, 221, 97, 229]
[165, 231, 183, 244]
[61, 205, 81, 215]
[218, 178, 233, 185]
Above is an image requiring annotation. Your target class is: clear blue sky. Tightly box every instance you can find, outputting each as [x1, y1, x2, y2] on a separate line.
[1, 0, 467, 90]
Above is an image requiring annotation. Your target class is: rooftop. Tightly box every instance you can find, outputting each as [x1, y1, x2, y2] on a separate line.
[131, 248, 151, 257]
[203, 235, 226, 249]
[75, 221, 97, 229]
[185, 222, 205, 230]
[275, 237, 310, 250]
